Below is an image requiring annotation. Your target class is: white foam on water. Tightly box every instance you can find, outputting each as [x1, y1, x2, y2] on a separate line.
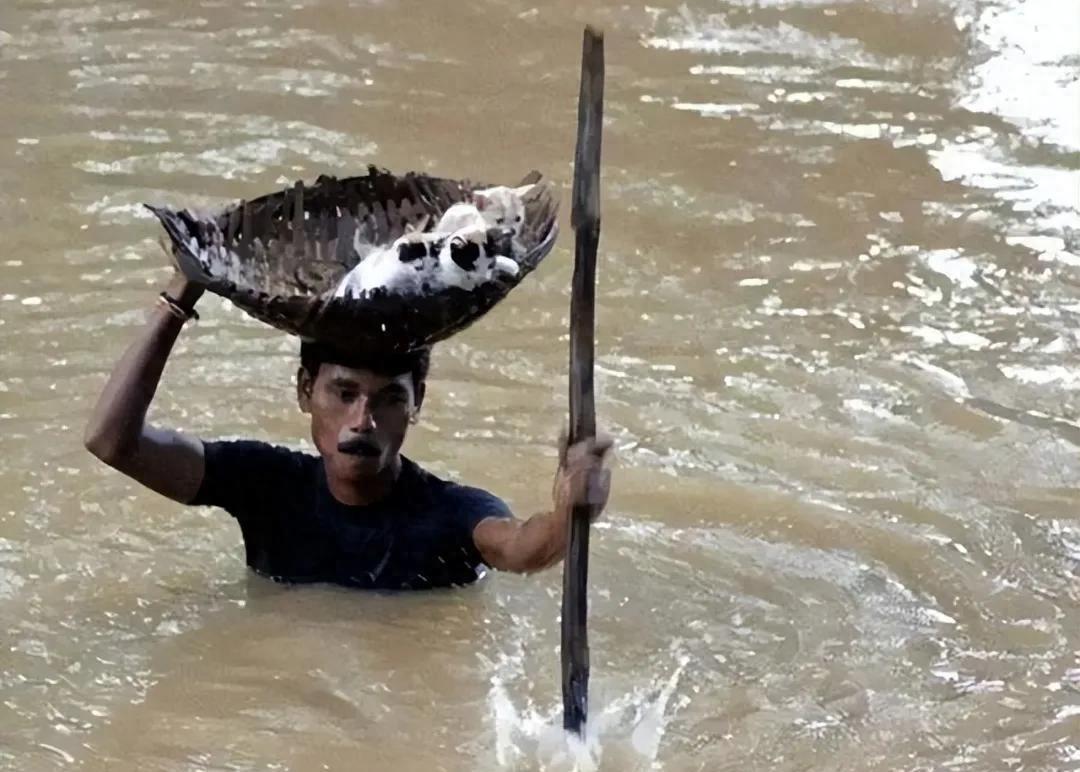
[672, 101, 759, 117]
[843, 398, 901, 423]
[894, 353, 973, 400]
[820, 121, 885, 140]
[903, 325, 992, 351]
[1000, 365, 1080, 390]
[37, 744, 75, 764]
[930, 0, 1080, 231]
[1057, 705, 1080, 721]
[921, 608, 958, 626]
[1005, 235, 1080, 266]
[923, 249, 979, 290]
[488, 641, 692, 771]
[629, 650, 691, 759]
[930, 144, 1079, 230]
[962, 0, 1080, 151]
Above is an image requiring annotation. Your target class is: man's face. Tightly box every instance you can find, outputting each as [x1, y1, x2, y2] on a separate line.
[297, 363, 422, 481]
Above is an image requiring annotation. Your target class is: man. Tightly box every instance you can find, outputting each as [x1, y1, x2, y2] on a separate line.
[84, 272, 612, 590]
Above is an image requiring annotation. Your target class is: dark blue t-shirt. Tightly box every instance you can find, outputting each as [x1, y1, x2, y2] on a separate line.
[191, 440, 512, 590]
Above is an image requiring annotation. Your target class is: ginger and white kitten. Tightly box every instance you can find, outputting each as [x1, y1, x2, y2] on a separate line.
[435, 184, 533, 243]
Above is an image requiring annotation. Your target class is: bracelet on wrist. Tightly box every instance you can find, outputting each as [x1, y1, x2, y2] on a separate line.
[157, 291, 199, 322]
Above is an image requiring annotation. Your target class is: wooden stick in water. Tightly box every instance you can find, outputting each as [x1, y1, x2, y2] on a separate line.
[562, 24, 604, 736]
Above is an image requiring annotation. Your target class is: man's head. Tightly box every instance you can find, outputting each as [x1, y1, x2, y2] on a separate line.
[297, 342, 430, 481]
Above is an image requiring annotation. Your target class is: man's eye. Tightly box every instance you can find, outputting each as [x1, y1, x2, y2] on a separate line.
[339, 390, 358, 402]
[371, 390, 405, 406]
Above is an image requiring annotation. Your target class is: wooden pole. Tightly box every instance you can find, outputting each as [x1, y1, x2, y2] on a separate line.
[561, 25, 604, 736]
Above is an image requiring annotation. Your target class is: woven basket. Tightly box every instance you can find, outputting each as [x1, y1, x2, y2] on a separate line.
[147, 165, 560, 353]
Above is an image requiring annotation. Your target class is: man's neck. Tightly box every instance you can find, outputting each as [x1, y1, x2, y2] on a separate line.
[324, 454, 403, 507]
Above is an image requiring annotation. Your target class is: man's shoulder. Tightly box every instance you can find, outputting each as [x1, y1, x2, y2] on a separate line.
[402, 458, 512, 521]
[203, 438, 317, 467]
[195, 439, 319, 507]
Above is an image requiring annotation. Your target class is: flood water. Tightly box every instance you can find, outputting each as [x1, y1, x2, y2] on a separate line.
[1, 0, 1079, 769]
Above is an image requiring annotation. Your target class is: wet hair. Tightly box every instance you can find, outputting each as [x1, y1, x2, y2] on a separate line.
[299, 342, 431, 395]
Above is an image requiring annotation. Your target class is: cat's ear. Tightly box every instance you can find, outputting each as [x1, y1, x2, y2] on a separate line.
[513, 184, 535, 198]
[473, 191, 490, 211]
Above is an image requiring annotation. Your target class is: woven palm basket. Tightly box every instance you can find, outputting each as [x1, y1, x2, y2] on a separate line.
[147, 165, 560, 354]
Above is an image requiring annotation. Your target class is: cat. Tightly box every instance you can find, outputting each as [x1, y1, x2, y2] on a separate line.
[332, 185, 531, 299]
[332, 231, 440, 299]
[434, 184, 533, 245]
[435, 225, 519, 291]
[332, 225, 519, 299]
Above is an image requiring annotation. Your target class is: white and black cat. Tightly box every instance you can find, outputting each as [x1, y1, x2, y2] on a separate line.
[332, 226, 519, 299]
[333, 184, 530, 299]
[333, 230, 437, 299]
[435, 225, 520, 291]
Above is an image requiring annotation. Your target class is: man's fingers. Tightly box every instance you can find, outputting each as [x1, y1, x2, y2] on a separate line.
[591, 434, 613, 458]
[556, 430, 614, 512]
[565, 466, 610, 505]
[565, 441, 586, 466]
[586, 468, 611, 508]
[561, 433, 614, 467]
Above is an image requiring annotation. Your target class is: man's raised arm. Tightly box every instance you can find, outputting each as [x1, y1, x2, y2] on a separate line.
[84, 273, 207, 504]
[473, 435, 612, 574]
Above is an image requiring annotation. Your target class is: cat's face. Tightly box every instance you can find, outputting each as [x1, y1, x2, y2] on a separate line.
[473, 184, 533, 237]
[446, 231, 489, 273]
[445, 228, 514, 273]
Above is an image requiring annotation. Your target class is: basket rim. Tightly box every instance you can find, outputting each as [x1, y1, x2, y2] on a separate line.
[148, 165, 562, 353]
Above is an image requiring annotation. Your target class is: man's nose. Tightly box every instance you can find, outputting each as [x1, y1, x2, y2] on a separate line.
[347, 399, 376, 432]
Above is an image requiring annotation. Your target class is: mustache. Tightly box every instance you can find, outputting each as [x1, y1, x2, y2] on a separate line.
[337, 436, 382, 456]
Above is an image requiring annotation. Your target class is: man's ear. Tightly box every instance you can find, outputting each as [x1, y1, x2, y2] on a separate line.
[297, 366, 314, 413]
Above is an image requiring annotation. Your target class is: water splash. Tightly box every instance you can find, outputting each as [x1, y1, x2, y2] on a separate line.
[488, 640, 691, 771]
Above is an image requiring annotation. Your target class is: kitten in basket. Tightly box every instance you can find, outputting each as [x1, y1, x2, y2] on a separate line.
[334, 225, 518, 298]
[332, 184, 532, 300]
[433, 184, 532, 248]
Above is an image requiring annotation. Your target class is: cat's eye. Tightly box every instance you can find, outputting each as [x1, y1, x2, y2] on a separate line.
[515, 215, 522, 222]
[496, 217, 505, 224]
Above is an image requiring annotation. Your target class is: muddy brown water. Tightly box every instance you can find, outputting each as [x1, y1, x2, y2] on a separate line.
[1, 0, 1078, 770]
